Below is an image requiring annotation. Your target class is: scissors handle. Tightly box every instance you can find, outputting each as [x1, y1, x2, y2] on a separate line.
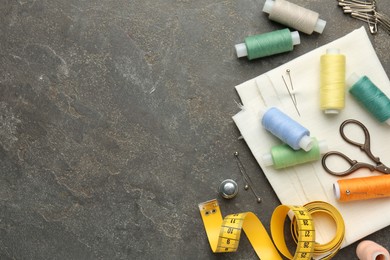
[339, 119, 380, 163]
[322, 151, 376, 176]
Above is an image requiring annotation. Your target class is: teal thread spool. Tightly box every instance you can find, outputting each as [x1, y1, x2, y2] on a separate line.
[347, 73, 390, 125]
[235, 29, 300, 60]
[262, 138, 328, 169]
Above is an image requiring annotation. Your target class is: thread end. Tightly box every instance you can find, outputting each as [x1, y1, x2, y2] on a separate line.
[259, 107, 268, 121]
[299, 135, 313, 151]
[235, 43, 248, 58]
[314, 18, 326, 34]
[326, 48, 340, 54]
[318, 140, 328, 154]
[324, 109, 339, 115]
[346, 73, 361, 88]
[262, 0, 274, 14]
[262, 153, 274, 166]
[333, 183, 341, 200]
[291, 31, 300, 46]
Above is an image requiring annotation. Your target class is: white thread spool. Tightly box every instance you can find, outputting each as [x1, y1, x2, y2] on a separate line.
[356, 240, 390, 260]
[263, 0, 326, 34]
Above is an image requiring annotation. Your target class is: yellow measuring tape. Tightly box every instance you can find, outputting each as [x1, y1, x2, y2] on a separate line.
[292, 201, 345, 259]
[198, 199, 345, 260]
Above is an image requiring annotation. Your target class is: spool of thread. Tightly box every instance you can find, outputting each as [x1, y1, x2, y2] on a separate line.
[262, 0, 326, 34]
[320, 49, 346, 114]
[235, 29, 300, 60]
[356, 240, 390, 260]
[334, 175, 390, 202]
[261, 107, 313, 151]
[347, 73, 390, 125]
[262, 138, 327, 169]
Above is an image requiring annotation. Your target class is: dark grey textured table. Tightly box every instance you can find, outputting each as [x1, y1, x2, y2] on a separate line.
[1, 0, 389, 259]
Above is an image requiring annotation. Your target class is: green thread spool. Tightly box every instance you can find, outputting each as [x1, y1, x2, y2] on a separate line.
[262, 138, 328, 169]
[348, 73, 390, 125]
[235, 29, 300, 60]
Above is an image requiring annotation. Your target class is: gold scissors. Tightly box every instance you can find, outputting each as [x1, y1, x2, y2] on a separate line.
[322, 119, 390, 176]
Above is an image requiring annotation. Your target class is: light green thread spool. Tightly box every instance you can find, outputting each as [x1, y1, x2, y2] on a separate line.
[348, 73, 390, 125]
[235, 29, 300, 60]
[262, 138, 328, 169]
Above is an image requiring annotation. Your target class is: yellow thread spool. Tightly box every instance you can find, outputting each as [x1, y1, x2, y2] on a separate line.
[320, 49, 346, 114]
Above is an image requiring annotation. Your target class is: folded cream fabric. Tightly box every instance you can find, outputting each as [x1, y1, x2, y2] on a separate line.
[233, 27, 390, 249]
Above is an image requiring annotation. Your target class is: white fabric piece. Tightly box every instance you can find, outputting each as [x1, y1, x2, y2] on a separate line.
[232, 27, 390, 249]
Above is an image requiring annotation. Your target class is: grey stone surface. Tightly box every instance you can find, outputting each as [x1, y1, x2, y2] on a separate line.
[0, 0, 389, 259]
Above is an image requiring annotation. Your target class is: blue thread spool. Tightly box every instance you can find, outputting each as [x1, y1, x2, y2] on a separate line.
[347, 73, 390, 125]
[261, 107, 313, 151]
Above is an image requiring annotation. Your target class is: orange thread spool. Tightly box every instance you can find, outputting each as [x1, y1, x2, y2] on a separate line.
[334, 175, 390, 202]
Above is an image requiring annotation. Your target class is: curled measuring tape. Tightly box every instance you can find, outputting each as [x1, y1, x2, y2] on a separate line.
[198, 199, 345, 260]
[198, 199, 315, 259]
[271, 204, 315, 259]
[291, 201, 345, 259]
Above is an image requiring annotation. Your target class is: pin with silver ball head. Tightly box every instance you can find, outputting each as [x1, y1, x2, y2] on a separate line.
[234, 152, 262, 203]
[219, 179, 238, 199]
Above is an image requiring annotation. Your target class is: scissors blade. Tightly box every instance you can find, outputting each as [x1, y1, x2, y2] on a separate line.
[375, 164, 390, 174]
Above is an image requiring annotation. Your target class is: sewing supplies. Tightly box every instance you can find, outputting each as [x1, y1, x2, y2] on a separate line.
[261, 107, 313, 151]
[218, 179, 238, 199]
[198, 199, 344, 259]
[356, 240, 390, 260]
[337, 0, 390, 34]
[262, 138, 328, 169]
[262, 0, 326, 34]
[322, 119, 390, 176]
[235, 29, 300, 60]
[320, 49, 346, 114]
[198, 199, 312, 259]
[291, 201, 345, 259]
[334, 175, 390, 202]
[270, 204, 315, 260]
[347, 73, 390, 125]
[282, 69, 300, 116]
[234, 152, 262, 203]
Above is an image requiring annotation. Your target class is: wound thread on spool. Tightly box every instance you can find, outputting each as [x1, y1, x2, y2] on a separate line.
[262, 0, 326, 34]
[347, 73, 390, 125]
[320, 49, 346, 114]
[262, 138, 327, 169]
[334, 175, 390, 202]
[235, 29, 300, 60]
[261, 107, 313, 151]
[356, 240, 390, 260]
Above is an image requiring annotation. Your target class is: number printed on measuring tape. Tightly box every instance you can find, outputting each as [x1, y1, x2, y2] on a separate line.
[218, 214, 245, 251]
[198, 199, 316, 260]
[271, 205, 316, 260]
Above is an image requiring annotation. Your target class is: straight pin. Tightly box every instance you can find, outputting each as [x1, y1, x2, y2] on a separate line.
[234, 152, 262, 203]
[282, 71, 300, 117]
[286, 69, 296, 104]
